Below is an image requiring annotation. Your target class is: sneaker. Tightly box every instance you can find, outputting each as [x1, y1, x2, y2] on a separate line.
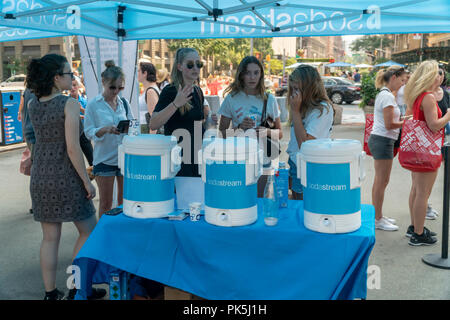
[43, 288, 64, 300]
[65, 288, 77, 300]
[384, 216, 397, 225]
[426, 205, 438, 220]
[408, 229, 438, 246]
[375, 217, 399, 231]
[405, 225, 437, 238]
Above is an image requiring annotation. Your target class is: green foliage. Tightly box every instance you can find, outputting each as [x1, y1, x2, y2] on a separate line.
[359, 72, 378, 108]
[350, 35, 393, 53]
[167, 38, 273, 72]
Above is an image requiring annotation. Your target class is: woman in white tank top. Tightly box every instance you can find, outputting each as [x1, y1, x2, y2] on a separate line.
[138, 60, 160, 133]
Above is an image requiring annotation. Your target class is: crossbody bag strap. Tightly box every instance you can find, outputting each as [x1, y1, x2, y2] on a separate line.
[260, 93, 268, 126]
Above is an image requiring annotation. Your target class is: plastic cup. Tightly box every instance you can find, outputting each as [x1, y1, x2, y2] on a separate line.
[189, 202, 202, 222]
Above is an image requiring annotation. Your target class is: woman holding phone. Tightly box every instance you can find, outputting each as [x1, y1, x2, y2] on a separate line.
[84, 60, 133, 217]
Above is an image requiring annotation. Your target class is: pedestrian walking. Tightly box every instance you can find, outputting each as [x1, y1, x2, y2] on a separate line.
[26, 54, 103, 300]
[138, 59, 160, 134]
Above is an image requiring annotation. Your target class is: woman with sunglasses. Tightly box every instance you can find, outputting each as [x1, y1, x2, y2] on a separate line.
[84, 60, 134, 217]
[151, 48, 209, 177]
[26, 54, 101, 300]
[368, 66, 407, 231]
[436, 66, 449, 135]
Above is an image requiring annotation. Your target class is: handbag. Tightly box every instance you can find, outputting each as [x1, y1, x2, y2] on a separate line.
[363, 113, 373, 156]
[19, 147, 32, 176]
[261, 93, 281, 158]
[398, 93, 444, 172]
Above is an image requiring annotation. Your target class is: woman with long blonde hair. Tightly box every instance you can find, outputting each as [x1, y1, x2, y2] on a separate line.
[403, 60, 450, 246]
[150, 48, 210, 177]
[286, 65, 334, 200]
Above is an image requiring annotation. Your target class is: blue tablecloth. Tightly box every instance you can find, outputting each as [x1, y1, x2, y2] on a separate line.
[73, 200, 375, 300]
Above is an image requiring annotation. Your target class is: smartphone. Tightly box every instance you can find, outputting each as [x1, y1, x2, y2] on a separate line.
[117, 120, 130, 133]
[104, 207, 123, 216]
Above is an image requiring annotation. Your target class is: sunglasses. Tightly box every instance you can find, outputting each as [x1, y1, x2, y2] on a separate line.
[109, 85, 125, 91]
[439, 70, 444, 76]
[185, 61, 203, 69]
[61, 72, 74, 79]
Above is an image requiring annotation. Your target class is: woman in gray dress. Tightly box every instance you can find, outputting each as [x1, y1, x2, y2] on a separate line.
[27, 54, 102, 300]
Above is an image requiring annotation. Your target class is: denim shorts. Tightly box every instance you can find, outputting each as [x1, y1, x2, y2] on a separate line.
[288, 157, 303, 194]
[93, 162, 122, 177]
[368, 134, 395, 160]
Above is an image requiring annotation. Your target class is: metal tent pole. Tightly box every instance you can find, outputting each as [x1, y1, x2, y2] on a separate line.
[422, 143, 450, 269]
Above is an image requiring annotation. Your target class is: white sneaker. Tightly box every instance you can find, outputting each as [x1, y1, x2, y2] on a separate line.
[426, 205, 438, 220]
[384, 216, 397, 225]
[375, 217, 399, 231]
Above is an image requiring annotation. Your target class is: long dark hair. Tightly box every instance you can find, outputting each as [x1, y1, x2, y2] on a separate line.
[26, 54, 68, 98]
[287, 65, 332, 122]
[223, 56, 265, 98]
[139, 60, 157, 82]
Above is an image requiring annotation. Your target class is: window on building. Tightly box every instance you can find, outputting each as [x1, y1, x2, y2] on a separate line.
[3, 46, 15, 56]
[22, 45, 41, 57]
[49, 45, 60, 54]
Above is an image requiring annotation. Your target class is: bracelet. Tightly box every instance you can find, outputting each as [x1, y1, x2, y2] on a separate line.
[172, 102, 179, 109]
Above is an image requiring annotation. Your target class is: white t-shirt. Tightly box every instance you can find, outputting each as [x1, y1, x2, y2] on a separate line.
[84, 95, 133, 166]
[396, 85, 405, 106]
[218, 91, 280, 128]
[286, 102, 334, 167]
[371, 87, 401, 140]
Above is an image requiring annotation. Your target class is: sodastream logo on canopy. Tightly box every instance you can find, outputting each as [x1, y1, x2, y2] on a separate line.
[200, 6, 381, 35]
[0, 1, 81, 39]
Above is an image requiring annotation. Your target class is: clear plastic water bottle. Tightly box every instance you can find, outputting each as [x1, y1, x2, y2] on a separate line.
[128, 119, 140, 136]
[276, 161, 289, 208]
[263, 167, 279, 226]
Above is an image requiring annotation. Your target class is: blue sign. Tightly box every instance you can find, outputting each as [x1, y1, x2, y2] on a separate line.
[124, 154, 174, 202]
[303, 162, 360, 215]
[205, 161, 256, 210]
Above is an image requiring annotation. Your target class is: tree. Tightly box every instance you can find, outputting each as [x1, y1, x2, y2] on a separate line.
[350, 35, 393, 60]
[167, 38, 273, 73]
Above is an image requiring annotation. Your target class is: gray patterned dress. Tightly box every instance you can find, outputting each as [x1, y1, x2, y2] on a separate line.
[28, 94, 96, 223]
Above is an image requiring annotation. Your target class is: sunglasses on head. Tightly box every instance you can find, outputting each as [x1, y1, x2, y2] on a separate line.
[186, 61, 203, 69]
[109, 85, 124, 91]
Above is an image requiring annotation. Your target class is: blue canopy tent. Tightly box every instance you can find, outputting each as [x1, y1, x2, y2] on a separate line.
[374, 60, 406, 67]
[0, 0, 449, 43]
[326, 62, 355, 67]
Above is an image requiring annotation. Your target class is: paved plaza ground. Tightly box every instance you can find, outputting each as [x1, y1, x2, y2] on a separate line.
[0, 103, 448, 300]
